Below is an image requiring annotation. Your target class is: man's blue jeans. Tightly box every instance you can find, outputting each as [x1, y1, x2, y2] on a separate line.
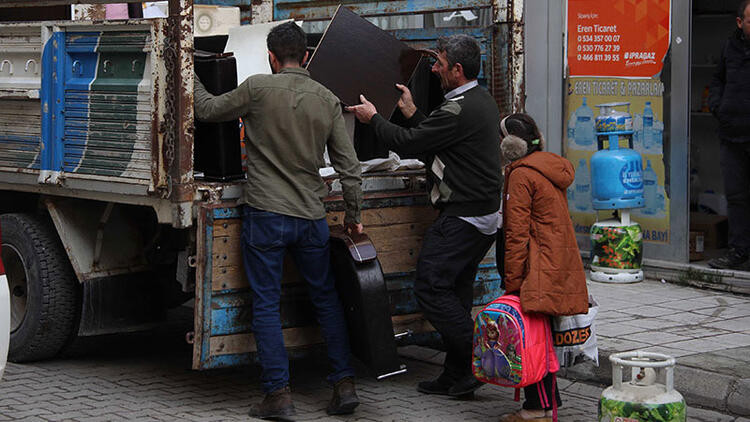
[241, 206, 355, 393]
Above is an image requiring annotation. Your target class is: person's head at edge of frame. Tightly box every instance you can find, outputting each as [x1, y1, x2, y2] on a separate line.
[738, 0, 750, 40]
[500, 113, 546, 163]
[267, 21, 308, 74]
[432, 34, 481, 93]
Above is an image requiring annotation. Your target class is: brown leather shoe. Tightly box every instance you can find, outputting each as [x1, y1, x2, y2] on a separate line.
[248, 386, 296, 421]
[326, 377, 360, 415]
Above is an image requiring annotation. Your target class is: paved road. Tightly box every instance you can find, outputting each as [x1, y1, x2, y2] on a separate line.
[0, 313, 746, 422]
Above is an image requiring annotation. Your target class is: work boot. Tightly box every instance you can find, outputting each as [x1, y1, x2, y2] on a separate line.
[326, 377, 360, 415]
[416, 377, 453, 395]
[708, 248, 749, 269]
[417, 374, 475, 399]
[248, 386, 296, 421]
[447, 374, 484, 397]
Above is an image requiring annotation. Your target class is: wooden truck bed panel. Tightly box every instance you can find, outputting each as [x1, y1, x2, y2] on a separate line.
[193, 199, 502, 370]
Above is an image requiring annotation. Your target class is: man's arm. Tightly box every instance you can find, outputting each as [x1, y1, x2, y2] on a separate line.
[327, 103, 363, 229]
[708, 42, 727, 117]
[346, 85, 461, 156]
[194, 74, 252, 122]
[369, 102, 462, 156]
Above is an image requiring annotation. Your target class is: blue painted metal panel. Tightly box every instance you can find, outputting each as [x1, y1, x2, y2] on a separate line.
[389, 27, 488, 42]
[40, 37, 53, 172]
[211, 307, 253, 335]
[204, 348, 328, 369]
[213, 207, 241, 219]
[386, 263, 502, 315]
[39, 30, 152, 179]
[206, 353, 254, 369]
[40, 32, 66, 173]
[62, 32, 98, 173]
[52, 34, 67, 174]
[394, 26, 491, 82]
[209, 287, 317, 335]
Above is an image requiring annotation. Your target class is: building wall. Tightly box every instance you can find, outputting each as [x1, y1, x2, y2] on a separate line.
[523, 0, 563, 155]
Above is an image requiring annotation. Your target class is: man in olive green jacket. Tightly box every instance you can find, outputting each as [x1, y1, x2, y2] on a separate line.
[194, 22, 362, 420]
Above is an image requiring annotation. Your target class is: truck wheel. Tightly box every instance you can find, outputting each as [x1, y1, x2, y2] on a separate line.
[0, 213, 80, 362]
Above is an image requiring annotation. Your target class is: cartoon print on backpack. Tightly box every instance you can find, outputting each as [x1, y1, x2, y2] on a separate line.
[472, 312, 522, 384]
[478, 318, 510, 380]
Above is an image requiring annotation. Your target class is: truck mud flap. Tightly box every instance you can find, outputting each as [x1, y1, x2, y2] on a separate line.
[329, 229, 406, 379]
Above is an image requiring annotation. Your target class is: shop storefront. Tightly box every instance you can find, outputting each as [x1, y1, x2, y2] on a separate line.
[526, 0, 749, 292]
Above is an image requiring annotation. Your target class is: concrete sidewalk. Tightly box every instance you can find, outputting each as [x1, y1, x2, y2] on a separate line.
[562, 278, 750, 416]
[402, 278, 750, 417]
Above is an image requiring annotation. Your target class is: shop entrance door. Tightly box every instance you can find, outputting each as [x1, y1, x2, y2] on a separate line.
[688, 0, 745, 267]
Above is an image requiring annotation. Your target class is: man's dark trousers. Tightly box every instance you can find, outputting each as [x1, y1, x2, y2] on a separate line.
[720, 140, 750, 253]
[415, 215, 496, 382]
[241, 206, 355, 393]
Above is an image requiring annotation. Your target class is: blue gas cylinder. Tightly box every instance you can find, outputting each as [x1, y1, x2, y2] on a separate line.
[590, 132, 644, 210]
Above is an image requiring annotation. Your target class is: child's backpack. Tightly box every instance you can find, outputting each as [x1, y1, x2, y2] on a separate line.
[472, 295, 560, 410]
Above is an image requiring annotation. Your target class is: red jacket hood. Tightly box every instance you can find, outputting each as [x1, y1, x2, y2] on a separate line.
[507, 151, 575, 190]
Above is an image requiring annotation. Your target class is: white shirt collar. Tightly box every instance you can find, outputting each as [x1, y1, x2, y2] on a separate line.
[444, 80, 478, 100]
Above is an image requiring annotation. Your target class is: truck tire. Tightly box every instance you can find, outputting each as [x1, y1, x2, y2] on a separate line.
[0, 213, 80, 362]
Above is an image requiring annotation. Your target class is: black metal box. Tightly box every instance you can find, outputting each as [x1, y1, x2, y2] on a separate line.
[194, 50, 244, 181]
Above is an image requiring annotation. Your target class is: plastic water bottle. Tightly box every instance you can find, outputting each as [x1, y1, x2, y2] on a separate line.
[642, 102, 654, 151]
[567, 111, 577, 146]
[654, 119, 664, 149]
[574, 98, 595, 147]
[633, 113, 642, 151]
[643, 160, 657, 215]
[575, 159, 591, 211]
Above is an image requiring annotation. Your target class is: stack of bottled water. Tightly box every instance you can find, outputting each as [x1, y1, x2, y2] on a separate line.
[634, 102, 663, 154]
[568, 97, 596, 151]
[641, 160, 658, 215]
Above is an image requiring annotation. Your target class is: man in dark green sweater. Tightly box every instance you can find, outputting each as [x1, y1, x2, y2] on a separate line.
[194, 22, 362, 419]
[348, 34, 502, 397]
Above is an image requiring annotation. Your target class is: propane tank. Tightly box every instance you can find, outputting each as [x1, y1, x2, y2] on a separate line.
[590, 135, 644, 209]
[591, 102, 643, 210]
[599, 351, 686, 422]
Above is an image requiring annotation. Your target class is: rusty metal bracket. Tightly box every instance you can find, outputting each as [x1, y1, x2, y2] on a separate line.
[165, 0, 195, 204]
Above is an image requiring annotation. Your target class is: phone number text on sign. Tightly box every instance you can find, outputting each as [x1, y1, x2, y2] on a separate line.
[574, 24, 623, 64]
[577, 54, 620, 62]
